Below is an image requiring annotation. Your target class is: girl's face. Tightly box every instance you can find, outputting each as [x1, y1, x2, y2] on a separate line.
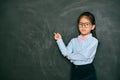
[78, 16, 95, 36]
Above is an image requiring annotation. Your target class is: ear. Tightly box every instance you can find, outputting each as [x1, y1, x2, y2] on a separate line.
[91, 25, 95, 30]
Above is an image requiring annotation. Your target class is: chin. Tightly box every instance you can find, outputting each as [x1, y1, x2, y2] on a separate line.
[81, 33, 88, 36]
[81, 32, 87, 35]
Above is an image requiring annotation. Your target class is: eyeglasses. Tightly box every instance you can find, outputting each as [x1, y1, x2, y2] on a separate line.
[79, 22, 91, 28]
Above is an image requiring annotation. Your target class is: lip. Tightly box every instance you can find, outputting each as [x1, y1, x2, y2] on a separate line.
[81, 29, 86, 32]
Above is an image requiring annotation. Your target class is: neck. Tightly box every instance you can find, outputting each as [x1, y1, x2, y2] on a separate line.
[81, 33, 91, 37]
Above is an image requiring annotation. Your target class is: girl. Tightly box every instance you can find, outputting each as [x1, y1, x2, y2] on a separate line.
[54, 12, 98, 80]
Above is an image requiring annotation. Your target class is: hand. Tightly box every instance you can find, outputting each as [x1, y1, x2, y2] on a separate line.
[54, 33, 62, 40]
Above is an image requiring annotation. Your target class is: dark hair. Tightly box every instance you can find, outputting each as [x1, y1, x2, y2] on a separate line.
[77, 12, 97, 38]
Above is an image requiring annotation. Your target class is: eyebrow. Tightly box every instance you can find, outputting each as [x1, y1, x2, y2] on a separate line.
[79, 22, 91, 24]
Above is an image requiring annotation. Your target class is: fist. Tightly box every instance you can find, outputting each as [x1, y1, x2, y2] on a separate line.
[54, 33, 62, 40]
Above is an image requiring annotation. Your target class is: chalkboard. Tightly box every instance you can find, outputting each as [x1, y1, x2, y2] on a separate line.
[0, 0, 120, 80]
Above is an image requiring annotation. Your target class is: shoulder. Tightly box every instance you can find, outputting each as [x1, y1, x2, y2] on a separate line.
[90, 36, 98, 44]
[70, 37, 78, 42]
[68, 37, 79, 45]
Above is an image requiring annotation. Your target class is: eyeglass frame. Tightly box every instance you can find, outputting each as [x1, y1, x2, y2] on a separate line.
[78, 22, 92, 28]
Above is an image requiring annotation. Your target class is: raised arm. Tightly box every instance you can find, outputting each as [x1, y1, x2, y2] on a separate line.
[56, 39, 73, 57]
[54, 33, 73, 56]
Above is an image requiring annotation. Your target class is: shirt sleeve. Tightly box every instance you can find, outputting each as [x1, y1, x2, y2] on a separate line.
[56, 39, 73, 57]
[67, 39, 98, 60]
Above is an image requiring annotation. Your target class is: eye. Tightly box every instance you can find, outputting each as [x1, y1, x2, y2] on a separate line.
[85, 23, 89, 26]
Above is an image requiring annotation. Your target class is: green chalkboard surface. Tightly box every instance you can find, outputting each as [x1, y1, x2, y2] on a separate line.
[0, 0, 120, 80]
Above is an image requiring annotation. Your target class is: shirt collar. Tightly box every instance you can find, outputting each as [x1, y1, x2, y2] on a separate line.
[78, 33, 92, 41]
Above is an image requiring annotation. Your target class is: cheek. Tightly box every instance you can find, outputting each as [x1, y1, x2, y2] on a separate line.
[86, 28, 91, 30]
[87, 28, 93, 32]
[80, 28, 82, 31]
[79, 28, 82, 31]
